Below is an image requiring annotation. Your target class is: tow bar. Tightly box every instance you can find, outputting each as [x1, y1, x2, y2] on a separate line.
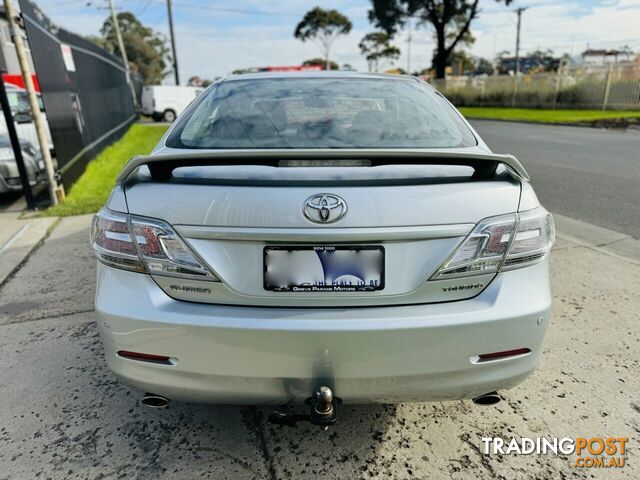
[268, 386, 338, 428]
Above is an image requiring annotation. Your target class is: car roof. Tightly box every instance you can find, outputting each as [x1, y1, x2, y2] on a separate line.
[221, 71, 427, 84]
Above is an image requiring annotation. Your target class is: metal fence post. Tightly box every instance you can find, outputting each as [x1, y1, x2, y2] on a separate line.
[5, 0, 59, 205]
[602, 63, 613, 111]
[552, 72, 561, 110]
[429, 64, 640, 110]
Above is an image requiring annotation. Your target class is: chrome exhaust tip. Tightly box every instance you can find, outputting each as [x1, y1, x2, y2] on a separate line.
[141, 393, 170, 409]
[472, 391, 501, 406]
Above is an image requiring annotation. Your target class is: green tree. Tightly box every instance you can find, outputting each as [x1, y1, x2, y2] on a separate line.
[98, 12, 169, 85]
[85, 34, 107, 49]
[449, 50, 475, 74]
[302, 57, 340, 70]
[294, 7, 352, 70]
[231, 68, 252, 75]
[368, 0, 514, 79]
[528, 49, 556, 71]
[475, 57, 494, 75]
[359, 32, 401, 72]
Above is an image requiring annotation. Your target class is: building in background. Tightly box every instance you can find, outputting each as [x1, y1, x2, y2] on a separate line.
[496, 55, 561, 75]
[581, 49, 634, 65]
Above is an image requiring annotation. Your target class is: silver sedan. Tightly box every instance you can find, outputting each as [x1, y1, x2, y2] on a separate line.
[91, 72, 554, 422]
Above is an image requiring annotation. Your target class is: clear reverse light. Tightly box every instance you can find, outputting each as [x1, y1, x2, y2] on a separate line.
[90, 208, 216, 281]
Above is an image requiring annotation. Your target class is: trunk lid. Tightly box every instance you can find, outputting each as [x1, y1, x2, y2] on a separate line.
[123, 161, 522, 307]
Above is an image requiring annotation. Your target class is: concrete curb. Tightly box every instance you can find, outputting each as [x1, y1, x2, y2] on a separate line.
[553, 213, 640, 266]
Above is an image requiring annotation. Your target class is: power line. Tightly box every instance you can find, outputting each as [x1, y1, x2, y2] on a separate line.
[132, 0, 155, 17]
[149, 11, 167, 28]
[122, 0, 371, 19]
[497, 2, 518, 27]
[126, 0, 304, 18]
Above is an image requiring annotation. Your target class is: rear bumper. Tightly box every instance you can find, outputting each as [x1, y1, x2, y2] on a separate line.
[95, 259, 551, 404]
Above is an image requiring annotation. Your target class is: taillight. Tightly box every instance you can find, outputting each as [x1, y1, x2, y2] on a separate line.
[431, 207, 554, 279]
[91, 209, 145, 272]
[502, 207, 555, 269]
[90, 208, 216, 280]
[130, 215, 214, 278]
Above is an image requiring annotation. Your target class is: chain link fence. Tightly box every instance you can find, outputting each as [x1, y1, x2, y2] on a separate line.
[430, 64, 640, 110]
[20, 0, 141, 189]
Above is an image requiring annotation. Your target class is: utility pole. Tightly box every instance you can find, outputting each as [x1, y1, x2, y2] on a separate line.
[107, 0, 137, 106]
[4, 0, 59, 205]
[167, 0, 180, 85]
[514, 7, 528, 75]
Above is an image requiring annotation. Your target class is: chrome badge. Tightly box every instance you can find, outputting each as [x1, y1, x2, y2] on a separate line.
[303, 194, 347, 224]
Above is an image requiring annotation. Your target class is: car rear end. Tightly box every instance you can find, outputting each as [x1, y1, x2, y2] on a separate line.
[91, 73, 554, 405]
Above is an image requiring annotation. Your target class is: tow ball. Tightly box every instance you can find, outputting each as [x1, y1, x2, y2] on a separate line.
[268, 386, 338, 428]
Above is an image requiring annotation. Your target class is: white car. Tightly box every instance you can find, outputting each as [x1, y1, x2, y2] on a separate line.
[0, 84, 54, 153]
[91, 72, 554, 425]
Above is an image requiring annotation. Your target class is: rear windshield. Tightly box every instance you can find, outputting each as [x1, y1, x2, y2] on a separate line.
[166, 77, 476, 149]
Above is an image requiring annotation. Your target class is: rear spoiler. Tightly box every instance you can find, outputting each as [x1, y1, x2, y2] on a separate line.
[117, 149, 530, 183]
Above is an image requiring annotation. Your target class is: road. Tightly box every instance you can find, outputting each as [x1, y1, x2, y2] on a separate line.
[471, 120, 640, 239]
[0, 215, 638, 479]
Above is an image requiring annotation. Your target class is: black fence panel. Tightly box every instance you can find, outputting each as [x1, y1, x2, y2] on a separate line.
[20, 0, 138, 188]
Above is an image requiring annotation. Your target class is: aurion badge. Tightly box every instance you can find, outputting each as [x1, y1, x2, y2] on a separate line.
[303, 194, 347, 224]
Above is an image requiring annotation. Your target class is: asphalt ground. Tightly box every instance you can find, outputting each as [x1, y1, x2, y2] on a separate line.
[0, 214, 638, 479]
[471, 120, 640, 238]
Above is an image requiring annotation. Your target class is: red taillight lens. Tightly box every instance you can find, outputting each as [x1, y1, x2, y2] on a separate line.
[90, 208, 216, 280]
[133, 224, 162, 255]
[117, 350, 173, 365]
[478, 348, 531, 361]
[130, 215, 215, 278]
[90, 209, 145, 272]
[95, 216, 137, 255]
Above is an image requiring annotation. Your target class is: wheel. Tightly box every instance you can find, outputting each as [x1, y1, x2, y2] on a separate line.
[162, 109, 177, 122]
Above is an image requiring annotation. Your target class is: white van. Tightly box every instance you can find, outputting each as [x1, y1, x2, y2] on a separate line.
[0, 84, 54, 154]
[141, 85, 204, 122]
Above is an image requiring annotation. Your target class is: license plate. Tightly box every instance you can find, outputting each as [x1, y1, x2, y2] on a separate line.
[264, 245, 384, 292]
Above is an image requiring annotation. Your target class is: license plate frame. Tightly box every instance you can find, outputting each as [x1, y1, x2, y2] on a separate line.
[263, 245, 385, 292]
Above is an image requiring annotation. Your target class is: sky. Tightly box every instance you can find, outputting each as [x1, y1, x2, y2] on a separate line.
[30, 0, 640, 82]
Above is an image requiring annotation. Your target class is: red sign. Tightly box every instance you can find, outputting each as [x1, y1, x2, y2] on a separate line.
[256, 65, 324, 72]
[2, 74, 41, 92]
